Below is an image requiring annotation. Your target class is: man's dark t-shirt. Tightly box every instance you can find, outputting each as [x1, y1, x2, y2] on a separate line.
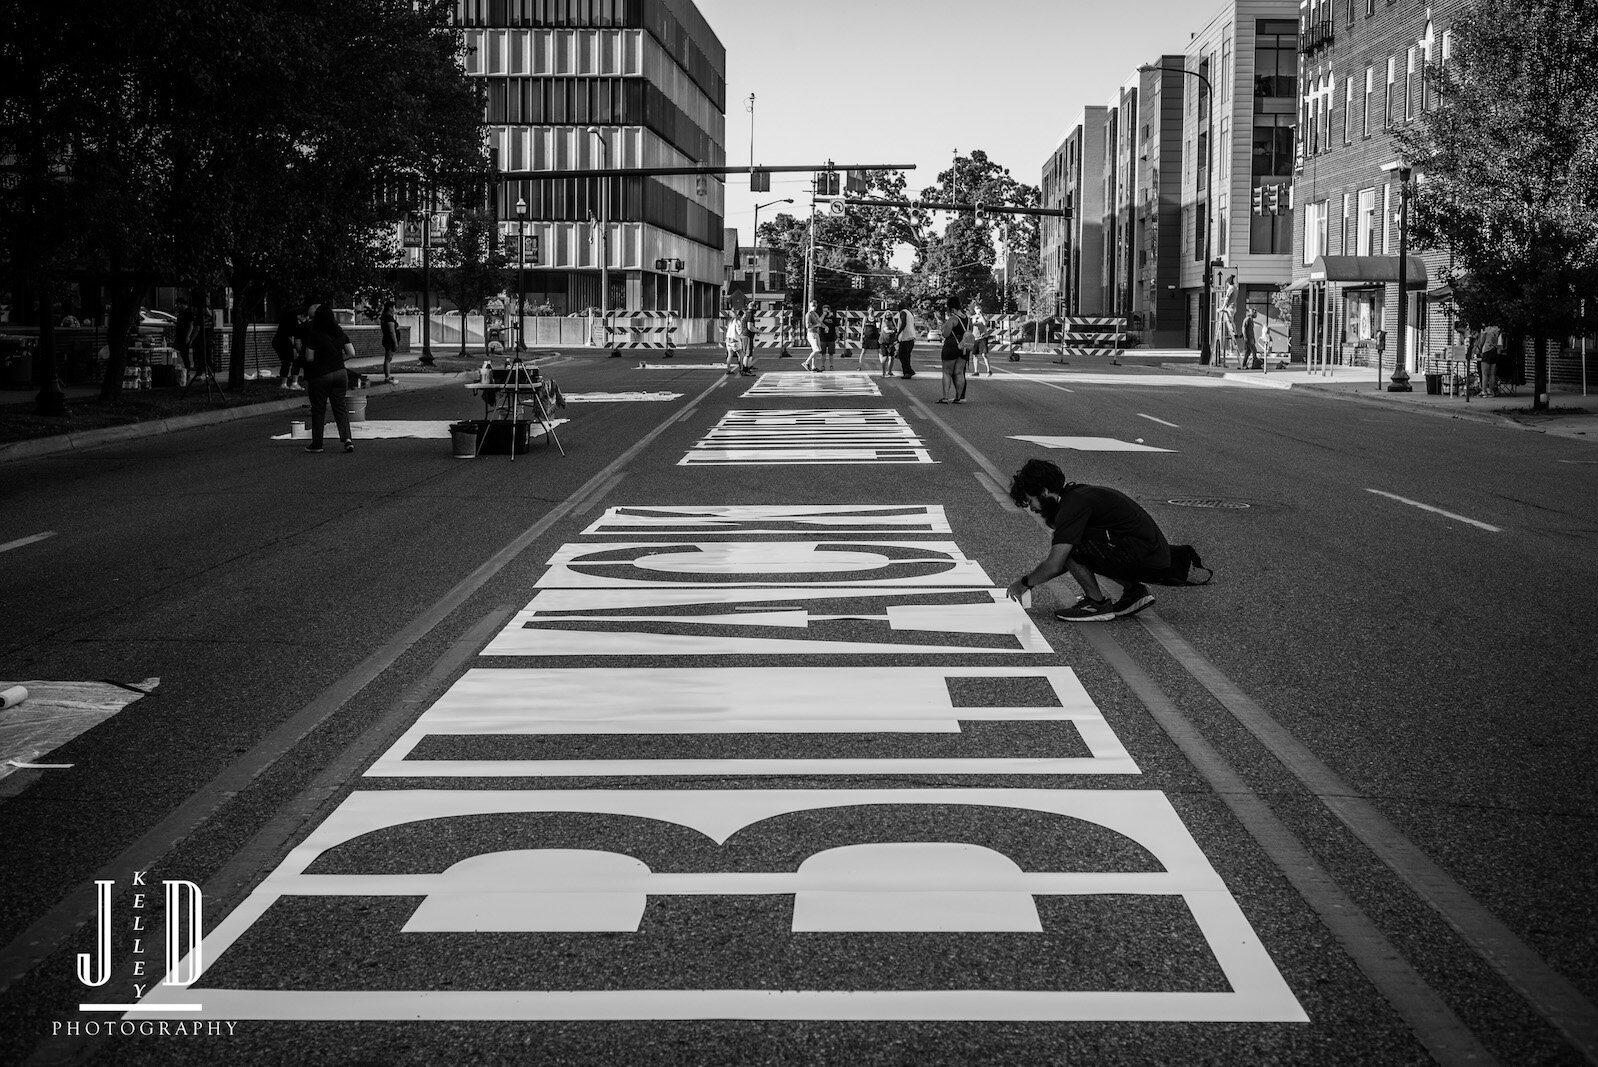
[1050, 484, 1171, 571]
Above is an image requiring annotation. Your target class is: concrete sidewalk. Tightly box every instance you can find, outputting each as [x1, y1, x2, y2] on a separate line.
[1161, 360, 1598, 443]
[0, 355, 473, 465]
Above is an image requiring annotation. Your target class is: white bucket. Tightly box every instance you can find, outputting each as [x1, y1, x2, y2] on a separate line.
[289, 421, 308, 439]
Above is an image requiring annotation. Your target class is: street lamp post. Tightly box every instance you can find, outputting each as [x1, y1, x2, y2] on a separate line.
[515, 196, 527, 353]
[752, 197, 793, 249]
[420, 200, 435, 366]
[1381, 161, 1414, 391]
[586, 127, 610, 352]
[1141, 63, 1216, 364]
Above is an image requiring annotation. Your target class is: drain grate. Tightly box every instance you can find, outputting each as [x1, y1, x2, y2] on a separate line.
[1166, 498, 1251, 509]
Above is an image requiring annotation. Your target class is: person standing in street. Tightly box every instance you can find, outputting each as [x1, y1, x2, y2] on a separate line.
[1004, 458, 1190, 622]
[936, 294, 972, 404]
[860, 314, 880, 371]
[738, 302, 757, 376]
[297, 303, 357, 454]
[894, 302, 918, 378]
[379, 299, 399, 383]
[819, 305, 839, 371]
[878, 309, 899, 379]
[970, 308, 995, 376]
[802, 300, 823, 371]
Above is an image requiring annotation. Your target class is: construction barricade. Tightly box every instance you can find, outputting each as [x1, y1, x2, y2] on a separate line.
[602, 311, 679, 351]
[1052, 317, 1134, 363]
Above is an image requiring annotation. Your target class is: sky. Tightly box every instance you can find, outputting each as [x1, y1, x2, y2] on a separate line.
[695, 0, 1219, 254]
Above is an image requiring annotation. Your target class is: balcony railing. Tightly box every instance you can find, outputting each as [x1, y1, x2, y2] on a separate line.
[1299, 21, 1334, 55]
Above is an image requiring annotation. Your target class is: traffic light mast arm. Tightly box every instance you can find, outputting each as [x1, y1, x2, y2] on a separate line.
[498, 163, 917, 180]
[820, 196, 1070, 219]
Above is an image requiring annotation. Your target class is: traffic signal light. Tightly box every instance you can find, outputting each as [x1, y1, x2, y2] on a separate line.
[750, 169, 770, 192]
[817, 171, 839, 196]
[1264, 184, 1281, 215]
[850, 276, 864, 289]
[654, 257, 667, 271]
[845, 169, 867, 194]
[1252, 187, 1265, 216]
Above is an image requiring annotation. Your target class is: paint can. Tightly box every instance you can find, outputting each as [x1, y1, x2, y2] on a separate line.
[289, 421, 308, 439]
[0, 685, 28, 710]
[346, 394, 368, 422]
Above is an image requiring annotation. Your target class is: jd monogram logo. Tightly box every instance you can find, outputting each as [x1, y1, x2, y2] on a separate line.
[78, 874, 203, 998]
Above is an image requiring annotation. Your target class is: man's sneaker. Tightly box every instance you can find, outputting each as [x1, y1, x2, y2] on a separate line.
[304, 445, 324, 454]
[1054, 597, 1115, 622]
[343, 441, 356, 454]
[1111, 585, 1156, 618]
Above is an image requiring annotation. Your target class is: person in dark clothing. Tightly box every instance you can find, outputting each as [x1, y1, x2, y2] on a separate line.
[273, 307, 305, 390]
[172, 297, 198, 378]
[297, 303, 356, 454]
[818, 305, 839, 372]
[1004, 459, 1172, 622]
[379, 300, 399, 383]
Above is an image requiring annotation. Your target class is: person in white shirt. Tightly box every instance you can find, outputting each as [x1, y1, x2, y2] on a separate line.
[893, 303, 918, 378]
[801, 301, 823, 371]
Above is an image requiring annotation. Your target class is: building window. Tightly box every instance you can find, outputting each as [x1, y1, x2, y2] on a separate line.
[1341, 193, 1351, 254]
[1343, 78, 1352, 144]
[1385, 56, 1397, 127]
[1253, 113, 1294, 177]
[1363, 66, 1373, 137]
[1195, 202, 1207, 261]
[1405, 47, 1416, 121]
[1357, 187, 1377, 255]
[1304, 199, 1327, 264]
[1365, 0, 1374, 14]
[1255, 20, 1298, 98]
[1197, 130, 1209, 192]
[1381, 184, 1392, 254]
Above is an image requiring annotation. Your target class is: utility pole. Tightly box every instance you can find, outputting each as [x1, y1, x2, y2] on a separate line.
[805, 177, 816, 318]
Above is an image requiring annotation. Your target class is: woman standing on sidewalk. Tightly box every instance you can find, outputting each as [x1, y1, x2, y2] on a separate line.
[298, 303, 357, 454]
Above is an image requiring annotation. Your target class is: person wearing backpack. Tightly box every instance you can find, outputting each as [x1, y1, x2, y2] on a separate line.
[936, 294, 974, 403]
[1003, 458, 1211, 622]
[877, 309, 899, 378]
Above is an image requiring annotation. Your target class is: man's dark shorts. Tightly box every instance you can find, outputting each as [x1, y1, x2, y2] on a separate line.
[1073, 539, 1173, 584]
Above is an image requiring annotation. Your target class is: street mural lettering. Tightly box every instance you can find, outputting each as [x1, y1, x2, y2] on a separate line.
[363, 666, 1131, 777]
[132, 499, 1303, 1025]
[682, 409, 933, 465]
[582, 505, 951, 536]
[133, 789, 1304, 1022]
[742, 372, 882, 397]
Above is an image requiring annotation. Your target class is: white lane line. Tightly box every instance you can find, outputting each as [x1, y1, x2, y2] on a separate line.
[1365, 489, 1502, 533]
[1138, 413, 1181, 428]
[0, 532, 55, 555]
[994, 367, 1073, 393]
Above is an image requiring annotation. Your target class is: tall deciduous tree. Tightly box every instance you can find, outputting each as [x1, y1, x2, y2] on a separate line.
[1396, 0, 1598, 409]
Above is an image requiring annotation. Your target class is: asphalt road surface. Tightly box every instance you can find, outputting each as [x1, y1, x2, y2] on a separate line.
[1, 350, 1595, 1066]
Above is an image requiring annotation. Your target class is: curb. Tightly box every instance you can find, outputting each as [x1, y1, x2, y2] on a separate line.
[0, 373, 470, 466]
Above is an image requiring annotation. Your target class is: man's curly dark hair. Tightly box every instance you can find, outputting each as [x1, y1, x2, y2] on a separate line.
[1008, 458, 1067, 507]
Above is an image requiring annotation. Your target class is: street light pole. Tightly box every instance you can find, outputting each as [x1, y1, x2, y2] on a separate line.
[587, 127, 610, 351]
[1382, 162, 1414, 391]
[420, 198, 435, 366]
[515, 196, 527, 354]
[752, 197, 793, 249]
[1141, 62, 1215, 364]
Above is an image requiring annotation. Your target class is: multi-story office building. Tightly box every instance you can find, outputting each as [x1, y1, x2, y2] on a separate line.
[1099, 60, 1187, 347]
[1040, 108, 1109, 317]
[1179, 2, 1299, 352]
[456, 0, 727, 317]
[1289, 0, 1462, 373]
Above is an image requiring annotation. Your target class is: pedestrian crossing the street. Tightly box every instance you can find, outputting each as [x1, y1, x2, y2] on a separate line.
[681, 408, 934, 465]
[133, 496, 1305, 1026]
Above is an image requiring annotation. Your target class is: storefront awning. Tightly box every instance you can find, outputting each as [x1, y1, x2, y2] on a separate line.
[1308, 256, 1429, 289]
[1286, 278, 1312, 292]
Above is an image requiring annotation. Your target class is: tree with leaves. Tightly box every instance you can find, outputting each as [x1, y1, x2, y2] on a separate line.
[433, 207, 511, 356]
[1396, 0, 1598, 409]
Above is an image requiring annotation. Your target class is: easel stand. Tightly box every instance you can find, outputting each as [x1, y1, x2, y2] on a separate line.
[179, 356, 224, 402]
[467, 359, 565, 459]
